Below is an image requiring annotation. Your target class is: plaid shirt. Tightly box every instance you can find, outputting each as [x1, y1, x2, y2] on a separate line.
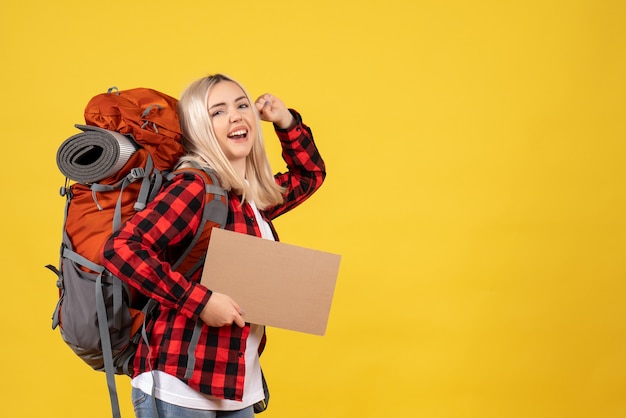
[101, 110, 325, 400]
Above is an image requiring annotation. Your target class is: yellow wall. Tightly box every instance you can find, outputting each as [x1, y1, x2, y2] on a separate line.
[2, 1, 625, 417]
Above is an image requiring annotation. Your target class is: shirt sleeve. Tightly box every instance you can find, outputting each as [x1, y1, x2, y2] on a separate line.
[265, 109, 326, 219]
[101, 172, 212, 320]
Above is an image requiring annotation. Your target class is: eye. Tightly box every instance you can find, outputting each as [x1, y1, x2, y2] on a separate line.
[210, 109, 224, 117]
[238, 103, 249, 109]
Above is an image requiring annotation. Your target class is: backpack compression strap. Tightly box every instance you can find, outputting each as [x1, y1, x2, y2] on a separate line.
[58, 244, 124, 418]
[89, 154, 159, 231]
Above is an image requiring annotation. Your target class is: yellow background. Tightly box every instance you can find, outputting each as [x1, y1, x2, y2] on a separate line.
[1, 1, 625, 417]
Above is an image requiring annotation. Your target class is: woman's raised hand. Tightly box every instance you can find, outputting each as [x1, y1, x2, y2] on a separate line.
[255, 93, 295, 129]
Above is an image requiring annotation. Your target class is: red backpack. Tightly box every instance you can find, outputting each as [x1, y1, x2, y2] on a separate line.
[47, 87, 228, 418]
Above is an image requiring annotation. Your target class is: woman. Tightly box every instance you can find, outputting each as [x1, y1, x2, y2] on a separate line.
[101, 73, 325, 417]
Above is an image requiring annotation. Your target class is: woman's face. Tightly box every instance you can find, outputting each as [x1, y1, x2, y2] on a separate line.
[207, 80, 257, 170]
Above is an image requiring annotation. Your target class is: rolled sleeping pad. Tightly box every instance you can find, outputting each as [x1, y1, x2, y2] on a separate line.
[56, 124, 138, 184]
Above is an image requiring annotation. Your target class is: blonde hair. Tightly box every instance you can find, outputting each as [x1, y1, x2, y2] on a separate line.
[177, 74, 285, 209]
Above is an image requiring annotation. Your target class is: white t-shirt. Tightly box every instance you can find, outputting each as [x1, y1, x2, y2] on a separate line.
[132, 200, 274, 410]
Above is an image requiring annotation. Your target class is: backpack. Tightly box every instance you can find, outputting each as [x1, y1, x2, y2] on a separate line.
[46, 87, 229, 418]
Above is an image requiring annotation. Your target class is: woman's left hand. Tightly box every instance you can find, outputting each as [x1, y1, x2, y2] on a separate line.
[255, 93, 295, 129]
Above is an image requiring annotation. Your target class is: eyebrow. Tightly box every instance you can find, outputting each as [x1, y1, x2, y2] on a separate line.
[208, 95, 248, 110]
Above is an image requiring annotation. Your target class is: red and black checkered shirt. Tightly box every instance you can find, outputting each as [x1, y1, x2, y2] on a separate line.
[101, 110, 325, 400]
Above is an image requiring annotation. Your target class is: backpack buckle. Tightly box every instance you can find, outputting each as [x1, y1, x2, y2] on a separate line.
[127, 168, 145, 181]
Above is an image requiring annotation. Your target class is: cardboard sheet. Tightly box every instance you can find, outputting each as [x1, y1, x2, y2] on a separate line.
[200, 228, 341, 336]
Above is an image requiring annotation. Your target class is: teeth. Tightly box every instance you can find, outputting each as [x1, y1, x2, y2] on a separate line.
[229, 129, 247, 137]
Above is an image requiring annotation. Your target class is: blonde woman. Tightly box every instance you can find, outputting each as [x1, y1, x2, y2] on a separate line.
[102, 73, 325, 418]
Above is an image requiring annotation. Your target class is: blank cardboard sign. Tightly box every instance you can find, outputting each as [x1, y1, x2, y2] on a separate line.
[201, 228, 341, 336]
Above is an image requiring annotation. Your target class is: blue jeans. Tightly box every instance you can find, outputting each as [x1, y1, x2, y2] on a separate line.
[132, 387, 255, 418]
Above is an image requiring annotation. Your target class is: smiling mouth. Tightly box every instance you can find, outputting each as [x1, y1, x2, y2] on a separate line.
[228, 129, 248, 140]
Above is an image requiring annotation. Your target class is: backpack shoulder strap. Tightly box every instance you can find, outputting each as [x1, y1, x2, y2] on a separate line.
[165, 163, 230, 379]
[166, 163, 228, 273]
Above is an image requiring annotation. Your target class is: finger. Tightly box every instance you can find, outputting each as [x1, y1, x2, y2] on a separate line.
[230, 299, 243, 314]
[234, 313, 245, 328]
[255, 98, 272, 113]
[255, 93, 271, 103]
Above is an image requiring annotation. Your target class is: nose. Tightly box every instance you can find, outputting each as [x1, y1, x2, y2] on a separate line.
[229, 107, 242, 123]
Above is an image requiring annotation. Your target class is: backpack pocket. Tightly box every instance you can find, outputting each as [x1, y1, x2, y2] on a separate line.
[58, 257, 132, 371]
